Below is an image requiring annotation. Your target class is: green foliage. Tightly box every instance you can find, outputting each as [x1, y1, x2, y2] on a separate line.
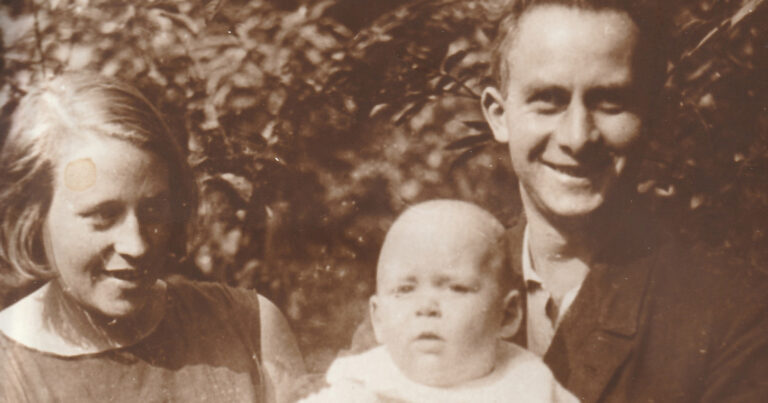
[1, 0, 766, 369]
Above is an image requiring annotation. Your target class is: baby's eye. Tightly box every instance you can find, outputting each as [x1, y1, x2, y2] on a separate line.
[394, 284, 415, 294]
[450, 284, 474, 294]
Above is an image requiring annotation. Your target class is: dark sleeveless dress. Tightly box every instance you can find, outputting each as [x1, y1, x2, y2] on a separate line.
[0, 278, 265, 402]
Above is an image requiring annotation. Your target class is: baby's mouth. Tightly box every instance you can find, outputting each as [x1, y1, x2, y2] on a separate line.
[416, 332, 443, 341]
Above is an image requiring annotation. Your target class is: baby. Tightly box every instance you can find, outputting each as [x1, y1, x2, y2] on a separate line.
[301, 200, 576, 402]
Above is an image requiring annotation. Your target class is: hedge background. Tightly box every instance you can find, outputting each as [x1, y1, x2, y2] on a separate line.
[1, 0, 766, 371]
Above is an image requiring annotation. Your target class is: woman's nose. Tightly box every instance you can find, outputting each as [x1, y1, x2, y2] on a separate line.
[113, 212, 149, 258]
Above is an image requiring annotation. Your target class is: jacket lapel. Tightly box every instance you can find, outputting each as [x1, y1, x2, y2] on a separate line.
[544, 233, 657, 403]
[503, 213, 659, 402]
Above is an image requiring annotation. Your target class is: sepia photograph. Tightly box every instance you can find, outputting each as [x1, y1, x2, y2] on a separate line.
[0, 0, 766, 401]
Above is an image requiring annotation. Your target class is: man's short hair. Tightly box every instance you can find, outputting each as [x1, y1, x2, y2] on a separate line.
[490, 0, 668, 99]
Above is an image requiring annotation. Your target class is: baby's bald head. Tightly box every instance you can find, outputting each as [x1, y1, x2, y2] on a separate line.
[377, 200, 517, 293]
[372, 200, 523, 386]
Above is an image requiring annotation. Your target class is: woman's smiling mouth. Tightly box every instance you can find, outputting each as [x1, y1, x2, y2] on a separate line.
[101, 268, 151, 283]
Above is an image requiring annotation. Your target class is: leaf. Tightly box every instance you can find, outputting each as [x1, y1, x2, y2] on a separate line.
[730, 0, 762, 26]
[369, 103, 389, 118]
[393, 99, 427, 125]
[156, 9, 201, 35]
[457, 62, 489, 80]
[444, 133, 492, 150]
[677, 0, 764, 66]
[461, 120, 490, 131]
[449, 145, 486, 171]
[442, 49, 467, 72]
[203, 0, 227, 22]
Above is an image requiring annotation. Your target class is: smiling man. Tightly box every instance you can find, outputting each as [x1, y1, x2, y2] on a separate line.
[481, 1, 768, 402]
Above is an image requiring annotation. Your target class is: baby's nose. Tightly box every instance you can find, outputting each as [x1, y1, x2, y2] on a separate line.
[415, 297, 441, 318]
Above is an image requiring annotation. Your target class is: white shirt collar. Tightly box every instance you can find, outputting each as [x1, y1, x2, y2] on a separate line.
[521, 225, 541, 285]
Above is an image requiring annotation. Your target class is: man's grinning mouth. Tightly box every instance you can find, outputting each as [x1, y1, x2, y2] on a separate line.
[544, 160, 606, 178]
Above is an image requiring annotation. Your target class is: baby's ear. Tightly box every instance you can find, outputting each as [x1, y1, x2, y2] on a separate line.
[369, 295, 384, 344]
[499, 289, 523, 339]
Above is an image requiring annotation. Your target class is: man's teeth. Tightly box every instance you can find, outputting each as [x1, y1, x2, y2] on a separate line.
[553, 165, 588, 177]
[105, 270, 145, 281]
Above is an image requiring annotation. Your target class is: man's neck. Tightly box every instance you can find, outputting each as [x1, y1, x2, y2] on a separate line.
[523, 204, 603, 304]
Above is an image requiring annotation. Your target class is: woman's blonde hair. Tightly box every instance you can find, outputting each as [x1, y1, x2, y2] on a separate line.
[0, 72, 197, 282]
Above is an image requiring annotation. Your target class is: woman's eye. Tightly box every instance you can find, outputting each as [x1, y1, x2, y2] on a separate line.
[84, 206, 121, 229]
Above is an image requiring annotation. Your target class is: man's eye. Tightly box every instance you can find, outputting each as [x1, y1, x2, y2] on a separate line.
[596, 100, 626, 114]
[589, 90, 631, 114]
[528, 89, 569, 114]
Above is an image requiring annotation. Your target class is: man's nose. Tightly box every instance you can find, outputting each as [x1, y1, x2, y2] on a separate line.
[113, 212, 149, 258]
[556, 99, 598, 155]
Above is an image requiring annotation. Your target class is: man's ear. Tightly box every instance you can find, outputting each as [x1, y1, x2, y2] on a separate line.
[499, 289, 523, 339]
[369, 295, 384, 344]
[481, 86, 510, 143]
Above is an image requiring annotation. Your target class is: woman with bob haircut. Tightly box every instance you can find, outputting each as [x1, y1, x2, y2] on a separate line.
[0, 72, 305, 402]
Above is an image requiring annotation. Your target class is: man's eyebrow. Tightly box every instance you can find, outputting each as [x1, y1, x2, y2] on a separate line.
[524, 86, 570, 103]
[520, 81, 564, 95]
[585, 86, 638, 105]
[589, 81, 636, 92]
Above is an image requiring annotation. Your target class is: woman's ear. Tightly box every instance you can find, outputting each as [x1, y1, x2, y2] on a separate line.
[369, 295, 384, 344]
[499, 289, 523, 339]
[481, 86, 510, 143]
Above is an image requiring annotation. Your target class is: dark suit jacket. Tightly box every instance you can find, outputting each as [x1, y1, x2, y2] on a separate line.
[502, 217, 768, 402]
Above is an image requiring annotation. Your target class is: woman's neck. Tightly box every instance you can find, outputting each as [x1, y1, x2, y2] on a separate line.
[0, 280, 167, 356]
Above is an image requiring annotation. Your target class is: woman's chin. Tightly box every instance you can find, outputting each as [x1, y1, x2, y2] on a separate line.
[89, 280, 166, 320]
